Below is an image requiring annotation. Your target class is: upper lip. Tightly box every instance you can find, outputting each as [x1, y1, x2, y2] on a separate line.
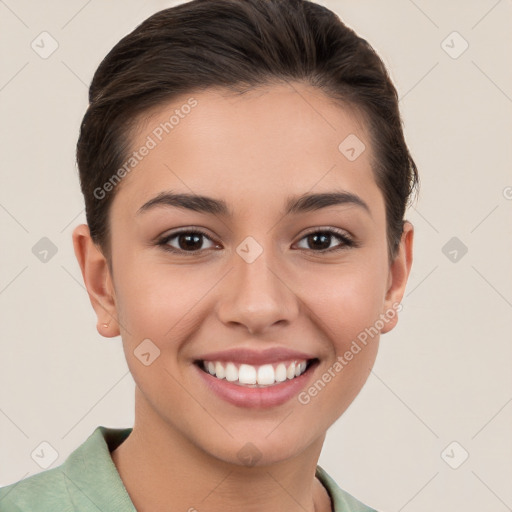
[195, 347, 317, 366]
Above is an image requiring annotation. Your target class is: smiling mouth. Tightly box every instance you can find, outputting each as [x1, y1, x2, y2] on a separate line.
[195, 359, 319, 387]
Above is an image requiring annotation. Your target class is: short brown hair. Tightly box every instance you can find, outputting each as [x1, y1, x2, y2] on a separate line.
[76, 0, 418, 260]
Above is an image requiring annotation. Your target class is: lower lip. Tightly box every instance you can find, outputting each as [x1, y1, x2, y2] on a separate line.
[194, 361, 318, 409]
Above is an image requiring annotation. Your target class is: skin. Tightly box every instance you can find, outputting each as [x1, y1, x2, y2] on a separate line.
[73, 82, 413, 512]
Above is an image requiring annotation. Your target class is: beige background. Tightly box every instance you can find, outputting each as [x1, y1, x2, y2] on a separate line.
[1, 1, 511, 510]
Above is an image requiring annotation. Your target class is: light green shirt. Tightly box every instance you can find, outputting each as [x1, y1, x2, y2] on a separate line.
[0, 426, 377, 511]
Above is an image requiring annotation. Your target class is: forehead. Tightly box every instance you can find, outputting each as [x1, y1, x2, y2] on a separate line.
[112, 82, 381, 216]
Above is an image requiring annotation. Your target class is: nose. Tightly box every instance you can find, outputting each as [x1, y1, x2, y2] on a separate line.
[216, 247, 300, 335]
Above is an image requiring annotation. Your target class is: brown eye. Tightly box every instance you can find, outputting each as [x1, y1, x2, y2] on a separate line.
[159, 229, 218, 253]
[295, 229, 354, 253]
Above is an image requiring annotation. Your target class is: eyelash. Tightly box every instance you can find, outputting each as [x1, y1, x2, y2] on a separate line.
[157, 227, 357, 256]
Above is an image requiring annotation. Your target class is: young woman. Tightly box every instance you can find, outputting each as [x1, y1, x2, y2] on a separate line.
[0, 0, 416, 510]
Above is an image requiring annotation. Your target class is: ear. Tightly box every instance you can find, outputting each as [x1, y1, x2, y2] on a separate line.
[380, 221, 414, 334]
[72, 224, 120, 338]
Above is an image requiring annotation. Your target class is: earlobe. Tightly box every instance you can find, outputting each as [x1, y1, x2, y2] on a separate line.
[380, 221, 414, 334]
[72, 224, 120, 338]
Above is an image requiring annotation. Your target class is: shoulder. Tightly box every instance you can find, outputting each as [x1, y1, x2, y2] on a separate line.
[316, 465, 379, 512]
[0, 464, 72, 511]
[0, 426, 134, 512]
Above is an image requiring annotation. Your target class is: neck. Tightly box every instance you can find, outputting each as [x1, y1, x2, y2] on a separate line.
[111, 387, 332, 512]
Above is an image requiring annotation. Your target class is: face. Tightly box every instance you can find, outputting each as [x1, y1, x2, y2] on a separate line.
[76, 82, 412, 466]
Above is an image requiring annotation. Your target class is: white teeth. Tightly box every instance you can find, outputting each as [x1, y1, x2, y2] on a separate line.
[225, 362, 238, 382]
[275, 363, 287, 382]
[201, 359, 310, 386]
[257, 364, 275, 385]
[238, 364, 257, 384]
[215, 361, 225, 379]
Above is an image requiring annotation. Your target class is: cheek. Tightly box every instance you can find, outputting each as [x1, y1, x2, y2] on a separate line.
[302, 259, 388, 350]
[297, 265, 386, 420]
[113, 260, 218, 343]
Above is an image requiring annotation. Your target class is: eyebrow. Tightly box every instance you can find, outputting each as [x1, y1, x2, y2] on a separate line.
[137, 190, 370, 217]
